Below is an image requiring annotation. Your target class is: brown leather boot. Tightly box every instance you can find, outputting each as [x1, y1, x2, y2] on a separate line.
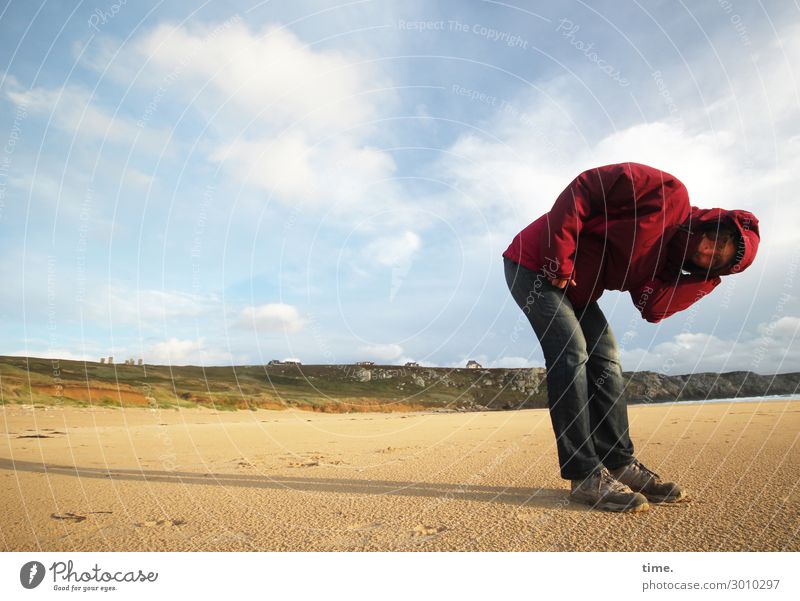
[608, 459, 686, 503]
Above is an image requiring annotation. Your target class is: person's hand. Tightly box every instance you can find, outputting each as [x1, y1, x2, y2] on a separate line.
[549, 276, 577, 289]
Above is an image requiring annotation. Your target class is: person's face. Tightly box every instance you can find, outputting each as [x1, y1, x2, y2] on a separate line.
[689, 231, 736, 271]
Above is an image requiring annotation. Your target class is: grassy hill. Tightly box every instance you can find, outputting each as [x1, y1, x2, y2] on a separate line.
[2, 355, 796, 413]
[0, 356, 542, 413]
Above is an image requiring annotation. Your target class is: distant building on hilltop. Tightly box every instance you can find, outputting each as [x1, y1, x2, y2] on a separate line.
[356, 361, 375, 366]
[404, 361, 419, 367]
[466, 360, 482, 369]
[269, 359, 302, 366]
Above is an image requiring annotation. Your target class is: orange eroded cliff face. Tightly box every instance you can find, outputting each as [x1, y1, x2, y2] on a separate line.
[31, 385, 149, 406]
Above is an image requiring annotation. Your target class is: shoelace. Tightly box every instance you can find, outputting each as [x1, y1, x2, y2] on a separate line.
[596, 468, 630, 493]
[631, 459, 662, 483]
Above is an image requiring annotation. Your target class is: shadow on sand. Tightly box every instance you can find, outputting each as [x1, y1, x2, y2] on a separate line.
[0, 457, 585, 511]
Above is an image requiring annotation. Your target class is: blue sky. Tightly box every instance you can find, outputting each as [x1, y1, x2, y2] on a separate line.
[0, 0, 798, 374]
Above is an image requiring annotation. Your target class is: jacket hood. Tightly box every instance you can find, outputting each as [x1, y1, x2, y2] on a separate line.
[664, 207, 760, 280]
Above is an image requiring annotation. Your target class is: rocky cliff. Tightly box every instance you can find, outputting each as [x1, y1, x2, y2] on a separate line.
[341, 365, 800, 411]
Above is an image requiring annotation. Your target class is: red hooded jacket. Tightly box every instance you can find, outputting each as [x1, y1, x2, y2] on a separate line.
[502, 162, 760, 323]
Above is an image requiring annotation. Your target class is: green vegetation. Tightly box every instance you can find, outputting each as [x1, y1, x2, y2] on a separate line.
[0, 355, 543, 413]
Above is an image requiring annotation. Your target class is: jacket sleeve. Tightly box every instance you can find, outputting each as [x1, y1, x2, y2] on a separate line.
[629, 275, 722, 324]
[541, 163, 658, 279]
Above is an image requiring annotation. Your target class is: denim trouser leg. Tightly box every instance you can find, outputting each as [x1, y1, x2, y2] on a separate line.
[578, 302, 636, 471]
[503, 257, 635, 480]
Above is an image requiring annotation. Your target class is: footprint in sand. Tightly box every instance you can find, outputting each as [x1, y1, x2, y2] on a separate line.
[412, 524, 447, 537]
[17, 429, 67, 438]
[286, 452, 338, 467]
[134, 518, 186, 528]
[51, 512, 87, 522]
[346, 521, 382, 532]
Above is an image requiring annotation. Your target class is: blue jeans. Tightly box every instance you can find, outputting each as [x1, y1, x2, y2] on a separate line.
[503, 256, 635, 480]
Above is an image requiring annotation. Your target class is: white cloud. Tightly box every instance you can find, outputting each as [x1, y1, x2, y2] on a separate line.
[362, 231, 421, 267]
[437, 115, 763, 227]
[123, 167, 155, 188]
[6, 340, 236, 367]
[5, 348, 97, 362]
[81, 20, 400, 215]
[210, 135, 396, 211]
[4, 81, 171, 152]
[210, 133, 315, 201]
[134, 20, 380, 134]
[757, 315, 800, 338]
[238, 303, 306, 332]
[589, 123, 743, 204]
[88, 285, 221, 327]
[356, 230, 423, 301]
[147, 337, 234, 365]
[489, 356, 541, 369]
[359, 343, 404, 361]
[621, 314, 800, 375]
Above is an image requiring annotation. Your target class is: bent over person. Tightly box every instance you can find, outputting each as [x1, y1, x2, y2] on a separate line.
[502, 162, 760, 513]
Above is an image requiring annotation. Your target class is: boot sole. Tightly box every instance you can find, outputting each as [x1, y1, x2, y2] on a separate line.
[643, 491, 688, 503]
[598, 501, 650, 513]
[570, 493, 650, 513]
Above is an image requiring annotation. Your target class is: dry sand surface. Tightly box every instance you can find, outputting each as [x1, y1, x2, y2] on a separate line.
[1, 400, 798, 552]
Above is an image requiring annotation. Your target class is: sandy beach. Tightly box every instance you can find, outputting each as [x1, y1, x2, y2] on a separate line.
[1, 400, 798, 552]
